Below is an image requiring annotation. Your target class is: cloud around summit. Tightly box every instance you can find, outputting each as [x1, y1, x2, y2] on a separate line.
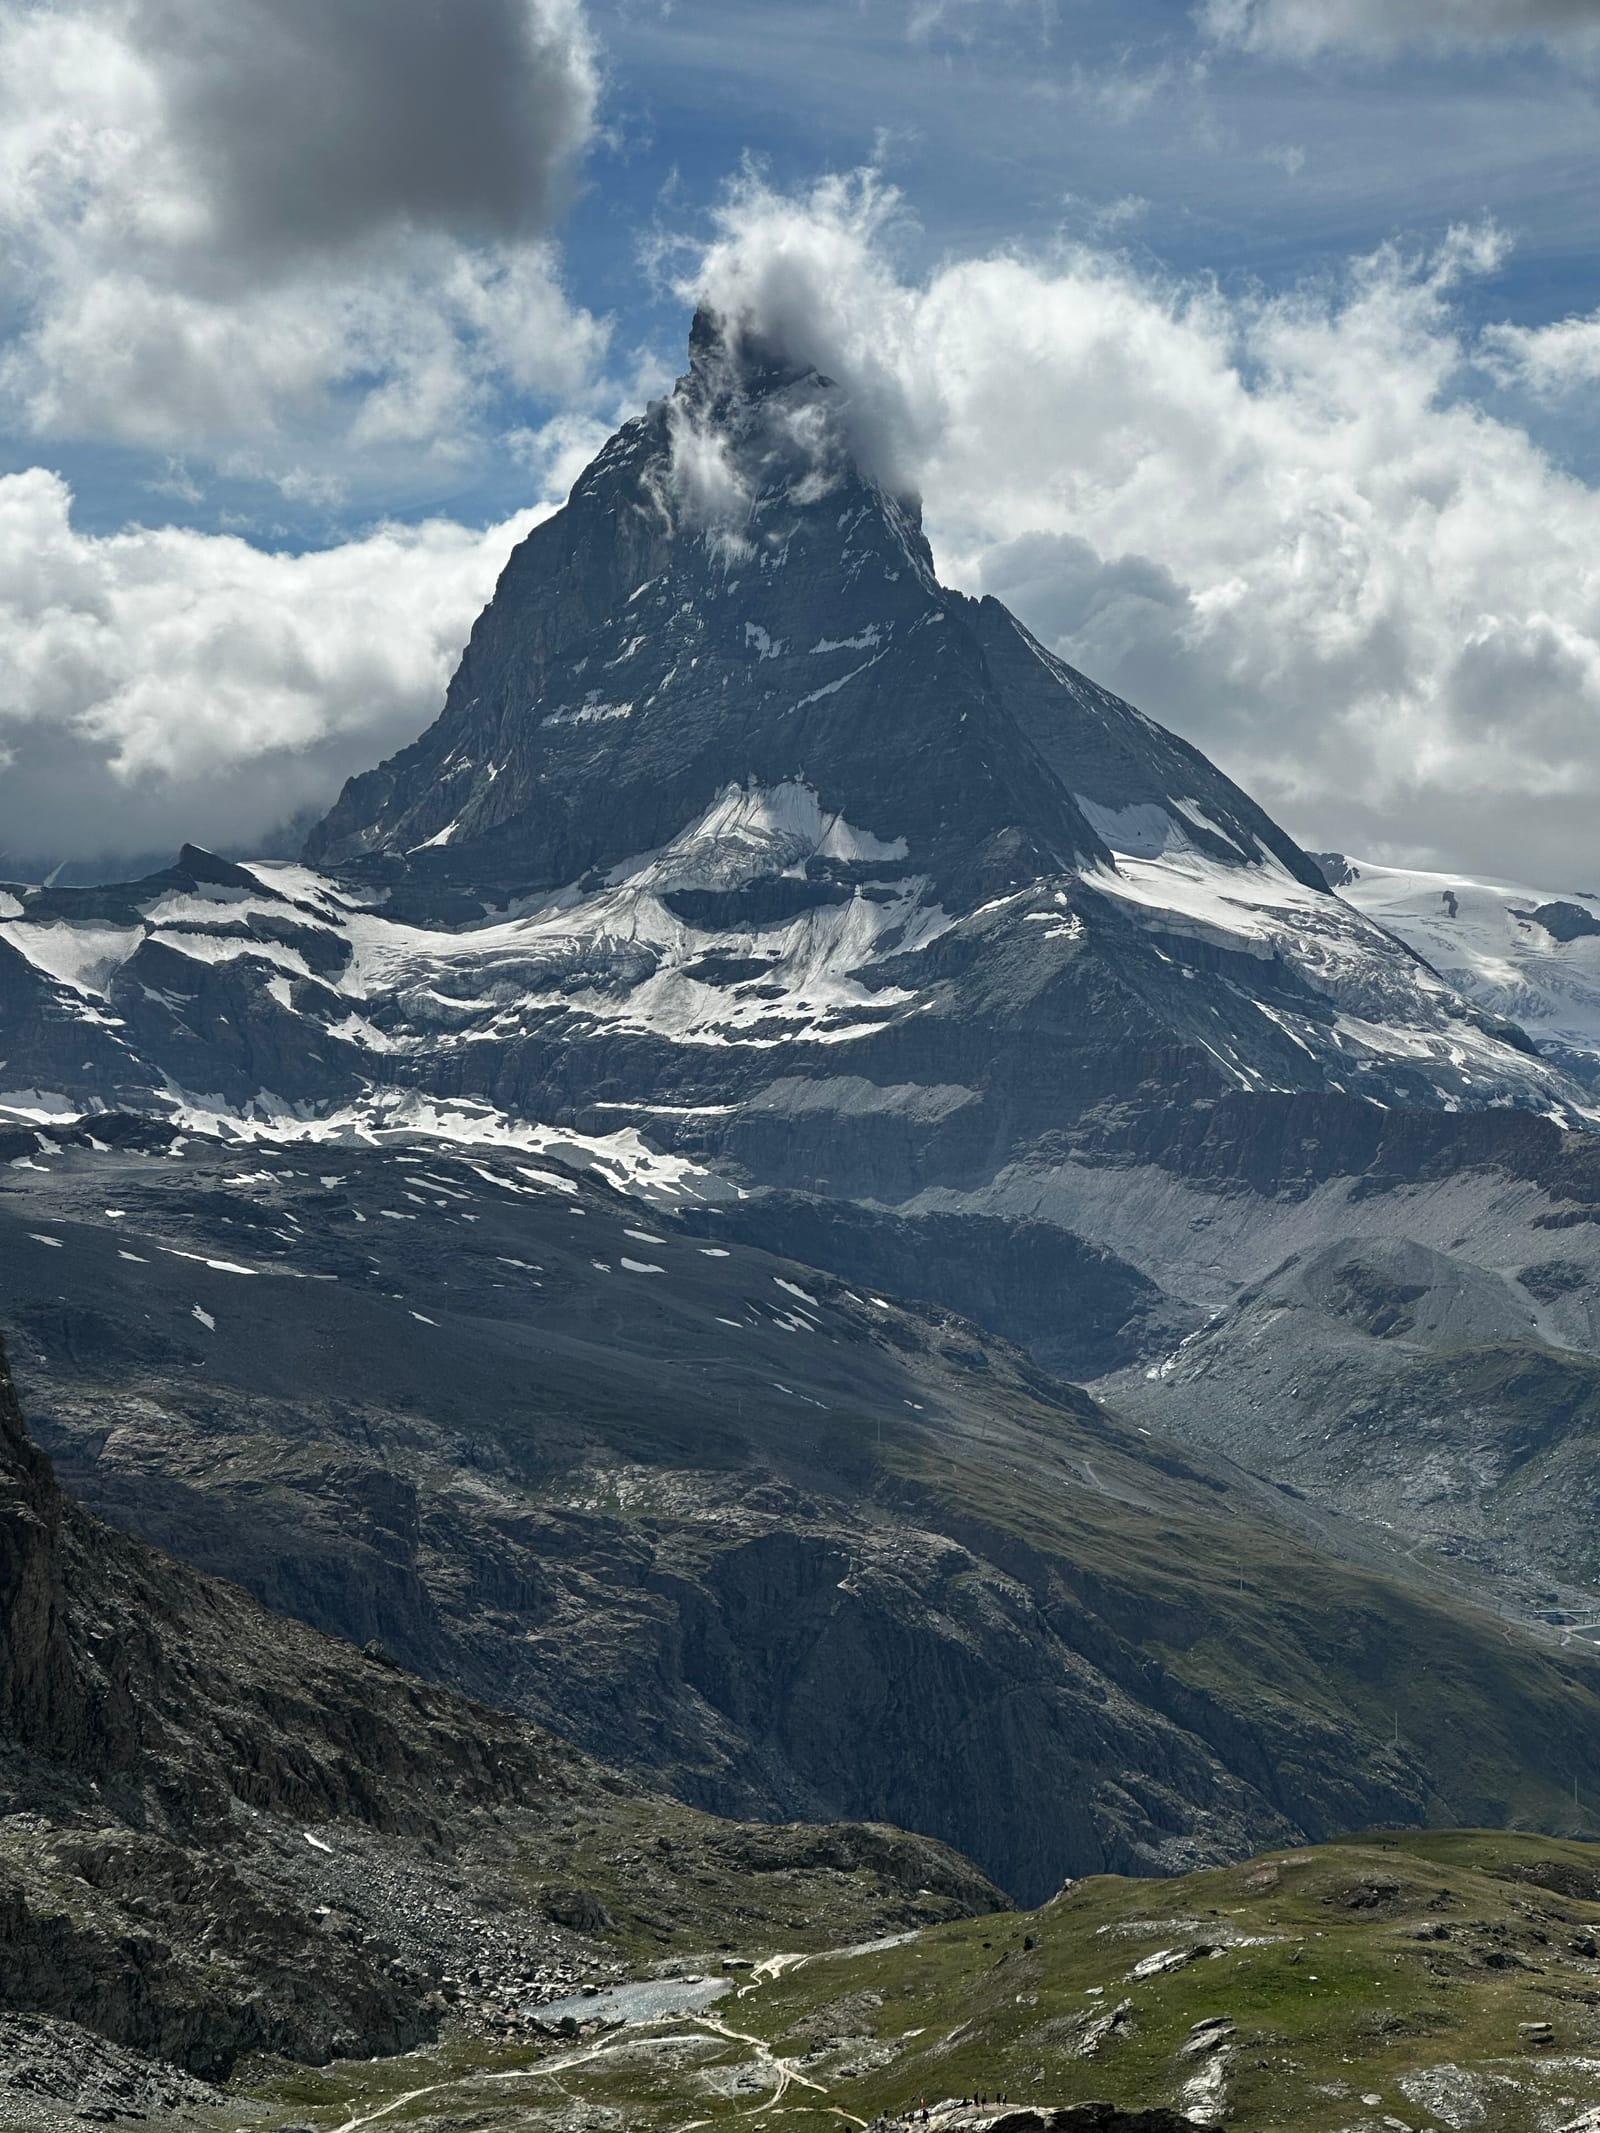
[684, 175, 1600, 887]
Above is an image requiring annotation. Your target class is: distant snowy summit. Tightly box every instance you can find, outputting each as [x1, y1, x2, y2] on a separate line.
[1321, 854, 1600, 1087]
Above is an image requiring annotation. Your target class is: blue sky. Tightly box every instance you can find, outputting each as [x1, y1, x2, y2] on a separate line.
[5, 0, 1600, 878]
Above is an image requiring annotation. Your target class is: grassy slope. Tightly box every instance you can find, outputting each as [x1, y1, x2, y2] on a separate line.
[243, 1829, 1600, 2132]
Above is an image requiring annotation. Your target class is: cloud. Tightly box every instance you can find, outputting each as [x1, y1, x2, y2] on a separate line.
[0, 0, 606, 466]
[685, 170, 939, 499]
[142, 0, 594, 263]
[0, 469, 546, 871]
[1483, 310, 1600, 394]
[683, 172, 1600, 886]
[1199, 0, 1600, 61]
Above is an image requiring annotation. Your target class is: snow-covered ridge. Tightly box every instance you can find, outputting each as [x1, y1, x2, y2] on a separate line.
[1334, 856, 1600, 1076]
[0, 783, 950, 1114]
[346, 789, 943, 1057]
[1072, 814, 1589, 1116]
[4, 773, 1589, 1177]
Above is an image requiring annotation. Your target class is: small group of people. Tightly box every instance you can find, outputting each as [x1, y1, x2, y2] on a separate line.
[881, 2094, 1011, 2127]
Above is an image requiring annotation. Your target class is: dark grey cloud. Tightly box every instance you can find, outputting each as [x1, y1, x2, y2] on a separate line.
[139, 0, 596, 268]
[0, 0, 607, 456]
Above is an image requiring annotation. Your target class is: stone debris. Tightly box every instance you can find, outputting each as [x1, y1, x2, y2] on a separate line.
[1073, 1998, 1136, 2057]
[1128, 1943, 1219, 1980]
[0, 2013, 220, 2129]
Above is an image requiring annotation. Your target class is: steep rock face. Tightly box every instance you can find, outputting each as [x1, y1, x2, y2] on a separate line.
[0, 1328, 85, 1767]
[309, 318, 1317, 915]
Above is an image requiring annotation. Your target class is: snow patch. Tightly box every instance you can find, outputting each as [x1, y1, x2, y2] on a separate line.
[541, 694, 633, 728]
[809, 627, 881, 653]
[1076, 797, 1193, 862]
[0, 921, 142, 995]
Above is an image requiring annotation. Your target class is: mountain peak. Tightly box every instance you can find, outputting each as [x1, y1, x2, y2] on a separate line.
[282, 305, 1579, 1125]
[665, 302, 923, 563]
[681, 302, 826, 402]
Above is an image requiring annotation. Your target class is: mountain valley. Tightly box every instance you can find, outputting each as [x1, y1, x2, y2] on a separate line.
[15, 1114, 1591, 1912]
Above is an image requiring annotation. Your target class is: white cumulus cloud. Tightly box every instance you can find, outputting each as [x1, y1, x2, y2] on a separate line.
[0, 470, 546, 871]
[687, 172, 1600, 885]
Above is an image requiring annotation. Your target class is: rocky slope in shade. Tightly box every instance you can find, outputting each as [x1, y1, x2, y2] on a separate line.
[1099, 1228, 1600, 1608]
[11, 1124, 1600, 1917]
[0, 1317, 1009, 2104]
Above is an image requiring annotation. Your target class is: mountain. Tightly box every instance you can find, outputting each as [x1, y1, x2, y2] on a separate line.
[0, 315, 1586, 1393]
[0, 1322, 1007, 2118]
[7, 306, 1600, 1940]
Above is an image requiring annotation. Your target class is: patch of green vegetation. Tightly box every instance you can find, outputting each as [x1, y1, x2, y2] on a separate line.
[236, 1828, 1600, 2131]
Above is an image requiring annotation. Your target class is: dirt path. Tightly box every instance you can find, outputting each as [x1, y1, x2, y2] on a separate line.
[326, 1981, 845, 2133]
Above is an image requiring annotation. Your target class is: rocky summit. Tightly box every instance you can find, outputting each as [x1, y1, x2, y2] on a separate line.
[9, 309, 1600, 2126]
